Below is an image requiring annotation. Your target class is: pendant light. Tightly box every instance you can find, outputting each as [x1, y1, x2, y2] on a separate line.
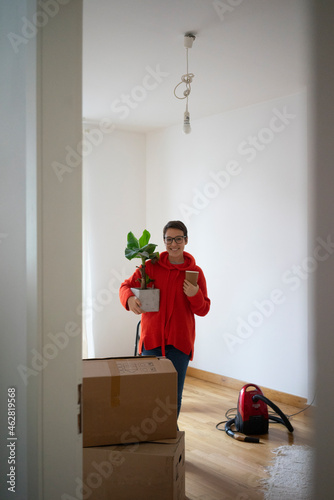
[174, 33, 196, 134]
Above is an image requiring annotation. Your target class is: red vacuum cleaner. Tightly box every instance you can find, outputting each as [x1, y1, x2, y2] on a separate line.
[224, 384, 294, 443]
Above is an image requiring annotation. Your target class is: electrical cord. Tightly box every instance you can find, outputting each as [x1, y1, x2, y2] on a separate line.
[173, 47, 194, 101]
[286, 392, 316, 419]
[216, 408, 237, 431]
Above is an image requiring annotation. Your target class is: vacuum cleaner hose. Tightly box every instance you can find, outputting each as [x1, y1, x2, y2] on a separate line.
[225, 418, 260, 443]
[252, 394, 294, 433]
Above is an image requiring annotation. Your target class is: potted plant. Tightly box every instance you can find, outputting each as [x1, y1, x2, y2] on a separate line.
[125, 229, 160, 312]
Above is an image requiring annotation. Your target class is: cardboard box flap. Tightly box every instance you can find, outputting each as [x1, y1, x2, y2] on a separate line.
[83, 356, 176, 378]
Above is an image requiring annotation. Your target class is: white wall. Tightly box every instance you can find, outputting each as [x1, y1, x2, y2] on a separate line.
[83, 128, 147, 358]
[85, 91, 309, 399]
[146, 91, 309, 399]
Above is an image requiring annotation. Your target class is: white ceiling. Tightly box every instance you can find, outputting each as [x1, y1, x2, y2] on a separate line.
[82, 0, 309, 132]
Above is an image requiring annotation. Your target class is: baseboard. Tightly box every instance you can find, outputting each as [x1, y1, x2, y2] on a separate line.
[186, 366, 308, 409]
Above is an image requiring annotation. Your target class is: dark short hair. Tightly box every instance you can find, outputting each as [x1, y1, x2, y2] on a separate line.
[163, 220, 188, 238]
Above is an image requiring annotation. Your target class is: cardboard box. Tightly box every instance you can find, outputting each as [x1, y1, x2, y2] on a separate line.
[83, 357, 178, 447]
[82, 432, 185, 500]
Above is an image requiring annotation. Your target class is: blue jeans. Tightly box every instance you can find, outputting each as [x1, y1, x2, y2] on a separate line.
[141, 344, 190, 418]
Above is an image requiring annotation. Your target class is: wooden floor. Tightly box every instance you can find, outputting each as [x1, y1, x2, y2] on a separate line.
[178, 375, 314, 500]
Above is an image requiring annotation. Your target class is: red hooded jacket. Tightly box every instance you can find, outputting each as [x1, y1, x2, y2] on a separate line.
[119, 251, 210, 360]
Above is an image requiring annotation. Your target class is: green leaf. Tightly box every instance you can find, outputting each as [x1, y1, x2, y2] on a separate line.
[127, 232, 139, 250]
[139, 229, 150, 248]
[125, 247, 140, 260]
[139, 243, 157, 255]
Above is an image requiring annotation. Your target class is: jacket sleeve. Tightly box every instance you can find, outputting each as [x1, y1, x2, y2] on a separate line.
[119, 268, 142, 310]
[187, 268, 210, 316]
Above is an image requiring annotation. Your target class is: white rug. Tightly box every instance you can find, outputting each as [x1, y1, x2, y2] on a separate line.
[261, 445, 314, 500]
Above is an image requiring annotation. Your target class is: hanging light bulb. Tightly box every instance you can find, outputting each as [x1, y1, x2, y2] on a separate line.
[183, 109, 191, 134]
[174, 33, 196, 134]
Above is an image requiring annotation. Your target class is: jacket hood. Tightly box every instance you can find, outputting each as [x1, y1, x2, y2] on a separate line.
[158, 251, 197, 270]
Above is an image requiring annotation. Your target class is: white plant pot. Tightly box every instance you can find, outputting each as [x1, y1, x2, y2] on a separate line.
[131, 288, 160, 312]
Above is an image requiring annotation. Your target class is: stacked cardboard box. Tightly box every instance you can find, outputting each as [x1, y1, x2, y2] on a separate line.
[82, 356, 185, 499]
[83, 432, 185, 500]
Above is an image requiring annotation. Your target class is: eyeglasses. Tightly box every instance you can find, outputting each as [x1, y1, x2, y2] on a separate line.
[164, 236, 187, 244]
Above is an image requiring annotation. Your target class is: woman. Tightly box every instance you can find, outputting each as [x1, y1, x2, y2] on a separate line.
[119, 220, 210, 417]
